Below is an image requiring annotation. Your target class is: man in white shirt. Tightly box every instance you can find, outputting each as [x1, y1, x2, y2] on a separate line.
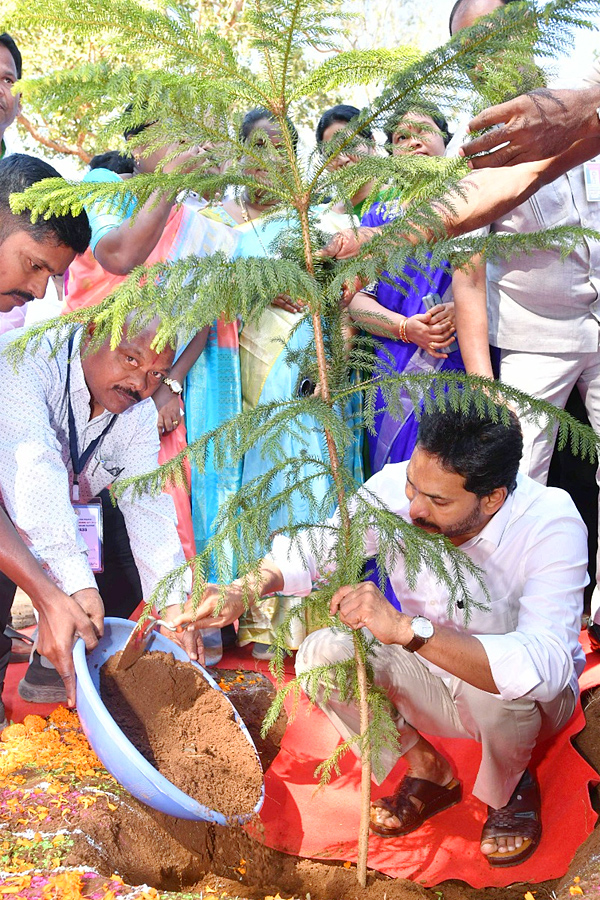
[168, 403, 588, 868]
[0, 317, 200, 707]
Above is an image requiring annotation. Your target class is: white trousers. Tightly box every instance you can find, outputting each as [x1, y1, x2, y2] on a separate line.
[500, 347, 600, 606]
[296, 627, 576, 809]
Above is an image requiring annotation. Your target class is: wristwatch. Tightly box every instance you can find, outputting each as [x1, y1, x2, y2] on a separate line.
[163, 377, 183, 395]
[403, 615, 434, 653]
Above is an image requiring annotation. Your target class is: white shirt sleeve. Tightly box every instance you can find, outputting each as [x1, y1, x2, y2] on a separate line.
[113, 399, 190, 606]
[475, 508, 588, 702]
[0, 345, 96, 595]
[266, 469, 394, 594]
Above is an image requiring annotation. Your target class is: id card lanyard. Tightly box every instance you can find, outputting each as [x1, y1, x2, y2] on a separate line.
[65, 333, 117, 571]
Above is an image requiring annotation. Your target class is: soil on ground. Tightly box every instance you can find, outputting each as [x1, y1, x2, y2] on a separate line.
[100, 650, 263, 819]
[2, 675, 600, 900]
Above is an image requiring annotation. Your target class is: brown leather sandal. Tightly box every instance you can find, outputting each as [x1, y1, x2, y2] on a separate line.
[481, 769, 542, 868]
[369, 774, 462, 837]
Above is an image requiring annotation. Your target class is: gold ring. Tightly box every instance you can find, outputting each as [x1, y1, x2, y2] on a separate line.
[173, 420, 179, 427]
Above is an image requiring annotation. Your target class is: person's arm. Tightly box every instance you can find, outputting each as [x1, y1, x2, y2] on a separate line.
[93, 147, 203, 275]
[451, 255, 494, 378]
[0, 510, 103, 707]
[330, 581, 498, 693]
[94, 193, 175, 275]
[460, 85, 600, 169]
[348, 289, 455, 359]
[153, 328, 210, 434]
[320, 151, 590, 261]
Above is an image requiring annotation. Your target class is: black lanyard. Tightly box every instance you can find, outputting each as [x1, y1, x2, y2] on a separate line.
[66, 332, 117, 500]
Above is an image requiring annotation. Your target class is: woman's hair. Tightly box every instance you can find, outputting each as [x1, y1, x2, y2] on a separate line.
[240, 107, 298, 152]
[89, 151, 134, 175]
[315, 104, 374, 145]
[383, 100, 453, 147]
[449, 0, 519, 34]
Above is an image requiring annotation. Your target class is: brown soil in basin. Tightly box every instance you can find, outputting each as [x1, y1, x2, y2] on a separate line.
[100, 650, 264, 819]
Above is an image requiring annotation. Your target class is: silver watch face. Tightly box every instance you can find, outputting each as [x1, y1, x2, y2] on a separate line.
[412, 616, 434, 640]
[165, 378, 183, 394]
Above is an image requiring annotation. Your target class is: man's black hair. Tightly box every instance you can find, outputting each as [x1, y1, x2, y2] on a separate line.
[315, 104, 374, 145]
[449, 0, 520, 34]
[89, 150, 134, 175]
[383, 100, 452, 147]
[417, 402, 523, 497]
[240, 107, 299, 153]
[0, 33, 22, 80]
[0, 154, 90, 254]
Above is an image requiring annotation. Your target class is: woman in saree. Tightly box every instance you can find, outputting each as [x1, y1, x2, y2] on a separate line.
[347, 102, 465, 474]
[217, 108, 362, 656]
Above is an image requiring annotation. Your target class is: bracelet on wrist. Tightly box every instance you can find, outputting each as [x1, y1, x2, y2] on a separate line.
[398, 317, 410, 343]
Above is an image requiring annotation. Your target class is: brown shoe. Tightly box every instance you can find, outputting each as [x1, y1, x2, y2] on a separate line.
[481, 769, 541, 868]
[370, 775, 462, 837]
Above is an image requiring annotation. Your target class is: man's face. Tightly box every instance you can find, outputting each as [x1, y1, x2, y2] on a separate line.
[0, 44, 20, 138]
[0, 230, 75, 312]
[405, 446, 493, 545]
[81, 325, 175, 417]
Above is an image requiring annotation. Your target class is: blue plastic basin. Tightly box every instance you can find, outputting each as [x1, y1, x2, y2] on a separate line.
[73, 617, 265, 823]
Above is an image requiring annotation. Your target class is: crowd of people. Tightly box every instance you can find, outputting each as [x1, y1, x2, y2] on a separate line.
[1, 0, 600, 873]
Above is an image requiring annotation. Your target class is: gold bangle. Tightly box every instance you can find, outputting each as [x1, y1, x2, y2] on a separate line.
[398, 318, 409, 343]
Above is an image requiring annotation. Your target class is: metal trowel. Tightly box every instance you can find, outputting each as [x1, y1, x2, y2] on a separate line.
[117, 617, 182, 671]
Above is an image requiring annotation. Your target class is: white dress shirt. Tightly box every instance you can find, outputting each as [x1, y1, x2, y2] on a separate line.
[267, 462, 588, 703]
[0, 326, 190, 604]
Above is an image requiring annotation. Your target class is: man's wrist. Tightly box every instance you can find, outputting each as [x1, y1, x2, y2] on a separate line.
[394, 613, 415, 647]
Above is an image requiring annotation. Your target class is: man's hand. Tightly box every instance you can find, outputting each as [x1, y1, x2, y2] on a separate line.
[330, 582, 409, 645]
[461, 88, 600, 168]
[318, 226, 380, 261]
[164, 585, 247, 632]
[158, 621, 208, 664]
[153, 384, 182, 434]
[35, 588, 104, 708]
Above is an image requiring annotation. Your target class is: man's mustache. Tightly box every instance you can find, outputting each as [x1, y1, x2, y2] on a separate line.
[2, 289, 35, 303]
[115, 385, 142, 403]
[412, 517, 440, 532]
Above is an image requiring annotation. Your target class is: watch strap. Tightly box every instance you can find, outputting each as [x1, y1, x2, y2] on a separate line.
[403, 632, 428, 653]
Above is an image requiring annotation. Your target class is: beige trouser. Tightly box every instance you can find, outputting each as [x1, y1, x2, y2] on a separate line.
[296, 627, 577, 809]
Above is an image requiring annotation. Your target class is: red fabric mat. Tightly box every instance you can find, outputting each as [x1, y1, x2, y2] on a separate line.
[225, 643, 600, 889]
[4, 635, 599, 888]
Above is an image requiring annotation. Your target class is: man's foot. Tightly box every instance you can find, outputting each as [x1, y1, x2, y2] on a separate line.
[370, 736, 460, 836]
[0, 700, 7, 731]
[17, 651, 67, 704]
[370, 774, 462, 836]
[481, 769, 541, 867]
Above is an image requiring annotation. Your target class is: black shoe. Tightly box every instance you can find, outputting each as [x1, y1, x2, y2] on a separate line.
[18, 651, 66, 703]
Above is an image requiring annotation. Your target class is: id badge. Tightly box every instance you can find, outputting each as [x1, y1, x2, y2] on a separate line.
[584, 161, 600, 202]
[73, 499, 104, 573]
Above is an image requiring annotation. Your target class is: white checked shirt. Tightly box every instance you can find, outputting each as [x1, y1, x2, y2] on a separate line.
[0, 326, 190, 604]
[268, 462, 588, 703]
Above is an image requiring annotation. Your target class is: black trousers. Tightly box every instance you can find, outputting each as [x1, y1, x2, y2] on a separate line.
[0, 489, 143, 682]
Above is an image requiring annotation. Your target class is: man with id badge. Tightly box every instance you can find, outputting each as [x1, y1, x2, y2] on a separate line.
[0, 316, 203, 708]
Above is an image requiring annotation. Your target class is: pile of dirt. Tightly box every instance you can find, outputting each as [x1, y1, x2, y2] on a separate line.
[100, 650, 263, 819]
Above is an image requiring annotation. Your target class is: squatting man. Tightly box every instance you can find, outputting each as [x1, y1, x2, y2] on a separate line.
[168, 404, 588, 867]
